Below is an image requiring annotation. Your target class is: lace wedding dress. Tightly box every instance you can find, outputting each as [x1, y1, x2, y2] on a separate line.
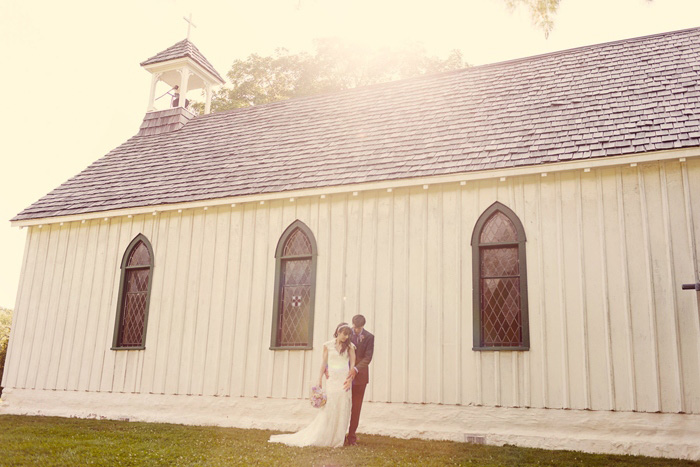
[269, 340, 353, 447]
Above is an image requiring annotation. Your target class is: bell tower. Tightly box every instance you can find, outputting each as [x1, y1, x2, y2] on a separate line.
[140, 23, 224, 115]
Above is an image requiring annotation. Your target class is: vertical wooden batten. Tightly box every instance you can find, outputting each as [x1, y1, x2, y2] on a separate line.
[637, 167, 662, 412]
[263, 201, 282, 398]
[1, 229, 27, 387]
[535, 177, 549, 408]
[576, 172, 592, 410]
[96, 218, 123, 392]
[150, 212, 177, 394]
[679, 160, 700, 413]
[595, 171, 616, 410]
[35, 223, 70, 390]
[658, 163, 685, 412]
[367, 194, 379, 402]
[222, 207, 245, 397]
[251, 203, 272, 397]
[168, 210, 193, 395]
[420, 187, 428, 404]
[58, 220, 91, 391]
[15, 226, 50, 389]
[515, 179, 530, 407]
[76, 220, 108, 391]
[381, 189, 395, 402]
[25, 223, 60, 390]
[455, 184, 464, 406]
[435, 186, 445, 404]
[400, 189, 410, 402]
[555, 174, 570, 408]
[615, 168, 638, 411]
[238, 203, 257, 397]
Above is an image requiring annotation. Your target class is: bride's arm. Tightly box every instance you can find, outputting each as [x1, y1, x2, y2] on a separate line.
[349, 345, 356, 370]
[318, 345, 328, 386]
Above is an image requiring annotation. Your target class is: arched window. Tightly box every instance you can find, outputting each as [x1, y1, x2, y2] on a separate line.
[271, 220, 318, 350]
[112, 234, 154, 350]
[471, 202, 529, 350]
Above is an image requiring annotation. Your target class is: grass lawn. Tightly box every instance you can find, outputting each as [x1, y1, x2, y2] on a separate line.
[0, 414, 698, 466]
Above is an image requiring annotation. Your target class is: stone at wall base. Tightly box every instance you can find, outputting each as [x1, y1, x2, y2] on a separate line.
[1, 388, 698, 460]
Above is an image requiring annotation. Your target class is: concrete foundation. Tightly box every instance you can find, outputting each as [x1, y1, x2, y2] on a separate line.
[1, 388, 698, 460]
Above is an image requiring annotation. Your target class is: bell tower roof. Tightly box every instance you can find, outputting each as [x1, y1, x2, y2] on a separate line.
[140, 38, 225, 85]
[141, 37, 224, 116]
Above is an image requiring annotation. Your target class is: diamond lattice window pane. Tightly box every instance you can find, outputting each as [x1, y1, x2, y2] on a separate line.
[277, 258, 312, 346]
[118, 268, 149, 347]
[481, 247, 519, 277]
[126, 269, 150, 293]
[481, 277, 521, 346]
[480, 211, 517, 244]
[279, 285, 311, 346]
[127, 242, 151, 266]
[283, 229, 312, 256]
[283, 258, 312, 286]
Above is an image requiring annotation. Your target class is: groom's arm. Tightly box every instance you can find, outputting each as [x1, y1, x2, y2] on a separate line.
[353, 335, 374, 375]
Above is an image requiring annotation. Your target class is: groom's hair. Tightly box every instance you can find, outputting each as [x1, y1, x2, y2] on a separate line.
[352, 315, 366, 327]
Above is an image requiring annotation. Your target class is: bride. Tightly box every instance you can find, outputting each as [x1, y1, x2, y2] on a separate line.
[269, 323, 356, 447]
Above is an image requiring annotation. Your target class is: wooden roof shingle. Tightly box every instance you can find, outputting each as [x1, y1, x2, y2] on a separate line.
[14, 27, 700, 221]
[140, 39, 225, 83]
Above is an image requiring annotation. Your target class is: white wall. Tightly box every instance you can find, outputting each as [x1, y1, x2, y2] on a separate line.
[3, 158, 700, 414]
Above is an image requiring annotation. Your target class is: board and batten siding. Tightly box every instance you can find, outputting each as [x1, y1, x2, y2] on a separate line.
[3, 159, 700, 414]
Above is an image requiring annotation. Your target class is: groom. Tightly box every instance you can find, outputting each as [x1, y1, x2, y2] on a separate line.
[344, 314, 374, 446]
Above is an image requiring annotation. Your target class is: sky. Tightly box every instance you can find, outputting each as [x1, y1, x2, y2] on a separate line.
[0, 0, 699, 309]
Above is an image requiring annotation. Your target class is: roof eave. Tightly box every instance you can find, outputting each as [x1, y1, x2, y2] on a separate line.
[142, 57, 225, 86]
[11, 146, 700, 227]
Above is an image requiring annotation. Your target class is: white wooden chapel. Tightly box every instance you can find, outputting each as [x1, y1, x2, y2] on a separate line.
[3, 27, 700, 460]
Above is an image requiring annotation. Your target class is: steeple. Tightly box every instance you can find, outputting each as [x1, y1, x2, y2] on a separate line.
[140, 38, 224, 115]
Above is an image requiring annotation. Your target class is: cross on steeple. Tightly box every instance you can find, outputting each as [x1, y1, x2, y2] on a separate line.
[183, 13, 197, 40]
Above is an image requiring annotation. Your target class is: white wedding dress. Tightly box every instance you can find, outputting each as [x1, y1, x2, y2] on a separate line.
[269, 340, 353, 447]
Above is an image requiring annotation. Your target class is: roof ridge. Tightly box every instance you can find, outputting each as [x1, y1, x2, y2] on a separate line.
[474, 25, 700, 71]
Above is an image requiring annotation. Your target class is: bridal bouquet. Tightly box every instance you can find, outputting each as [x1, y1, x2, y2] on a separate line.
[310, 385, 327, 408]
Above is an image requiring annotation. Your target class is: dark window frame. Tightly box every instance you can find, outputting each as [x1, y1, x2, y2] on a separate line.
[470, 202, 530, 351]
[112, 233, 154, 351]
[270, 220, 318, 350]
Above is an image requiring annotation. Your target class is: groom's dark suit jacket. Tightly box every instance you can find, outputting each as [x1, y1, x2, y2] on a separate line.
[352, 329, 374, 386]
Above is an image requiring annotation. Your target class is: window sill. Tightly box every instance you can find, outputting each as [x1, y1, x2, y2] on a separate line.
[111, 346, 146, 351]
[473, 346, 529, 351]
[270, 346, 313, 351]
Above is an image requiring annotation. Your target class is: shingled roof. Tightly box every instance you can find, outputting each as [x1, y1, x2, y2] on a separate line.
[14, 27, 700, 221]
[140, 39, 225, 83]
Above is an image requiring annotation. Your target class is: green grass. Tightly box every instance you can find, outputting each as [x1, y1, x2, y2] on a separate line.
[0, 414, 697, 466]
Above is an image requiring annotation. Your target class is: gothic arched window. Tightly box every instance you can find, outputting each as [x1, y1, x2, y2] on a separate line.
[112, 234, 154, 350]
[271, 220, 318, 350]
[471, 202, 529, 350]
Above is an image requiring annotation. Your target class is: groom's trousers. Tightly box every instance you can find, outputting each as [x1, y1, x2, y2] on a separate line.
[347, 383, 367, 443]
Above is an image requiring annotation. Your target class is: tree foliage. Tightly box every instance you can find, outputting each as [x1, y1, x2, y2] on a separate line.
[0, 307, 12, 397]
[197, 38, 466, 113]
[505, 0, 561, 38]
[506, 0, 652, 38]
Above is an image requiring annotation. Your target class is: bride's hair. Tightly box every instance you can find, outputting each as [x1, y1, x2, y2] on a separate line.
[334, 322, 353, 355]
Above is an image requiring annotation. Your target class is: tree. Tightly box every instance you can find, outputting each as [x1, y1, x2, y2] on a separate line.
[196, 38, 466, 113]
[0, 307, 12, 398]
[507, 0, 653, 38]
[505, 0, 561, 38]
